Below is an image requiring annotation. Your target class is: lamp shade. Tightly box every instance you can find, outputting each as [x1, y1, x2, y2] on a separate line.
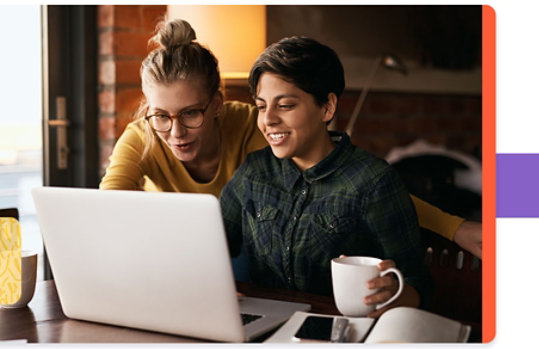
[167, 5, 266, 79]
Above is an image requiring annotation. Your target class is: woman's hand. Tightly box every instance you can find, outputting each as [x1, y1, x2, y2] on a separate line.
[453, 221, 482, 259]
[364, 259, 420, 318]
[363, 259, 400, 317]
[337, 256, 420, 318]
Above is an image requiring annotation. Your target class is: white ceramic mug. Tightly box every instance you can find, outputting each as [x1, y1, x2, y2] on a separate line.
[331, 256, 404, 317]
[1, 251, 38, 308]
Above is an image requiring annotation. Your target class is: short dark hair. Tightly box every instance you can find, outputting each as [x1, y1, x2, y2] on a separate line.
[248, 36, 345, 106]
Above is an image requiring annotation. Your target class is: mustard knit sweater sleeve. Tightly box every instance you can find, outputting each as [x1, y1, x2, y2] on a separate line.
[411, 195, 465, 240]
[99, 120, 148, 191]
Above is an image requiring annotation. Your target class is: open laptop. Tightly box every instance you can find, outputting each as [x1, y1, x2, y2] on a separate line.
[32, 187, 310, 342]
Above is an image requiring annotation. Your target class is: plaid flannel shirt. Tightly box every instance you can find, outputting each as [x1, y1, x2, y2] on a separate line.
[220, 131, 432, 306]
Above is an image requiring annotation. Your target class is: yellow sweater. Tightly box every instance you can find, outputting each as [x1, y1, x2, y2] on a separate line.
[100, 101, 464, 240]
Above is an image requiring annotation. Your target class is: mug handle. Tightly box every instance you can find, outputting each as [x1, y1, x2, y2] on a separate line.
[375, 267, 404, 310]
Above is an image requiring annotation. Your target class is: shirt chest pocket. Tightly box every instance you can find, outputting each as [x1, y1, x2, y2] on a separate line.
[312, 214, 357, 233]
[244, 204, 280, 255]
[309, 214, 359, 256]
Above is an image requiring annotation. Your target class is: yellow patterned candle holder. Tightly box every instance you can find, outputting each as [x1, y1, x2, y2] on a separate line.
[0, 217, 22, 306]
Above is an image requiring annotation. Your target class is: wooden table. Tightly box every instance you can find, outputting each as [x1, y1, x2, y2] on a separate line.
[0, 280, 480, 343]
[0, 280, 339, 343]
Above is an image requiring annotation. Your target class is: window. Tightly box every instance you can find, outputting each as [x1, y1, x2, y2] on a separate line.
[0, 5, 43, 280]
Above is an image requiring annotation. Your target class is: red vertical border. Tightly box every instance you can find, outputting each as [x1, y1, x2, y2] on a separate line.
[482, 4, 496, 343]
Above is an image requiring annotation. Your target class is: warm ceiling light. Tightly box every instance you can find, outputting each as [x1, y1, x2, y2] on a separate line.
[168, 5, 266, 80]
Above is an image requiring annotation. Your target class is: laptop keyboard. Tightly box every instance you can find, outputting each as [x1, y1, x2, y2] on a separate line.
[241, 313, 263, 325]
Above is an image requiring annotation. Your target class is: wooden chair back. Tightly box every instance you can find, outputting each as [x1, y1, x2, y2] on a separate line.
[421, 227, 482, 325]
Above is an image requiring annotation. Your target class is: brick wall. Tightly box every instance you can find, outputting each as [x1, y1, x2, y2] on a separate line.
[226, 85, 482, 159]
[97, 5, 166, 178]
[337, 91, 482, 159]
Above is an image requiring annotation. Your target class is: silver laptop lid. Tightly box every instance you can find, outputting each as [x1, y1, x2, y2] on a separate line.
[32, 187, 246, 342]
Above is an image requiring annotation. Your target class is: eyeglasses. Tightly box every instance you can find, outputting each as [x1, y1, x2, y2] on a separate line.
[144, 102, 211, 132]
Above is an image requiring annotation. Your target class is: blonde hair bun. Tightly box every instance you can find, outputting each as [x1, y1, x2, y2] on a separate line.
[155, 18, 196, 49]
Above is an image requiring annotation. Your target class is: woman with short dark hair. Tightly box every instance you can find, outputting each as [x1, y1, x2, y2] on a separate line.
[221, 36, 432, 317]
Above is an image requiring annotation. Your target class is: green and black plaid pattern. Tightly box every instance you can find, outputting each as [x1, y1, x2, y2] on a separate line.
[220, 132, 432, 305]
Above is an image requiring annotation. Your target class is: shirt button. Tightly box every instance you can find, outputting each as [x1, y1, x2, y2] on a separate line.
[293, 216, 297, 221]
[286, 246, 290, 251]
[256, 211, 261, 218]
[301, 189, 307, 195]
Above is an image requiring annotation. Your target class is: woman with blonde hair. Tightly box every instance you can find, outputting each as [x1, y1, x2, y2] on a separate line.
[100, 19, 266, 197]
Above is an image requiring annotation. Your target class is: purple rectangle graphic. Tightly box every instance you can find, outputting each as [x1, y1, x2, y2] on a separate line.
[497, 154, 539, 217]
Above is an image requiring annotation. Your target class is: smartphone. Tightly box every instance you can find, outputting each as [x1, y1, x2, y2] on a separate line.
[293, 316, 349, 342]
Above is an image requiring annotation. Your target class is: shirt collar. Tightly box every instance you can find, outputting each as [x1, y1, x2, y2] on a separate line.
[281, 131, 353, 191]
